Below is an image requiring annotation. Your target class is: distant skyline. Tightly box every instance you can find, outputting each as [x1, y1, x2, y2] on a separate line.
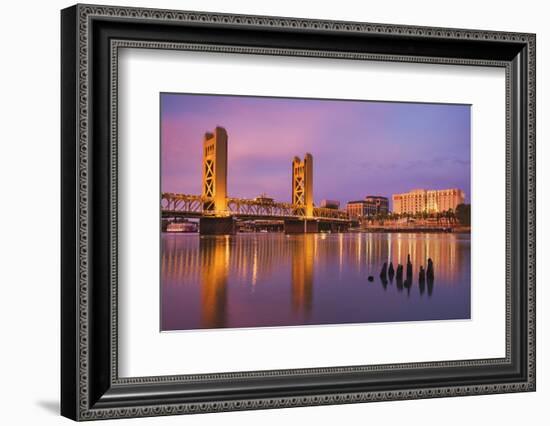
[161, 93, 471, 208]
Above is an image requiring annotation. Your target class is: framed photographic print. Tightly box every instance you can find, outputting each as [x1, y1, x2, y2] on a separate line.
[61, 4, 536, 421]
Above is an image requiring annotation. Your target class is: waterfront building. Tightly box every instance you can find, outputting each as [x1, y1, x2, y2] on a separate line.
[320, 199, 340, 209]
[364, 196, 389, 215]
[346, 200, 366, 218]
[346, 195, 389, 218]
[392, 188, 465, 215]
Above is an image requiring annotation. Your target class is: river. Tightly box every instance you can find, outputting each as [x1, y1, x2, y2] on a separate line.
[161, 232, 471, 331]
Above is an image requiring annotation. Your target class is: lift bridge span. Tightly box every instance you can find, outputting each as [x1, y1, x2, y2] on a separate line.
[161, 127, 353, 234]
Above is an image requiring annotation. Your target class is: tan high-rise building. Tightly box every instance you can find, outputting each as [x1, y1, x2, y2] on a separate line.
[202, 127, 228, 213]
[426, 188, 465, 213]
[392, 188, 465, 215]
[292, 153, 313, 217]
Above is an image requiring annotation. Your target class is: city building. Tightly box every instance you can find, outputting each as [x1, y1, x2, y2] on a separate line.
[346, 196, 389, 218]
[346, 200, 368, 218]
[365, 195, 389, 215]
[392, 188, 465, 215]
[320, 199, 340, 209]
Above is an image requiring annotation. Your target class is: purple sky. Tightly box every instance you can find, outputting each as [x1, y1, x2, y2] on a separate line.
[161, 93, 470, 208]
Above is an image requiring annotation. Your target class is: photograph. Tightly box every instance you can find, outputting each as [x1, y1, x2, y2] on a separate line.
[160, 93, 472, 331]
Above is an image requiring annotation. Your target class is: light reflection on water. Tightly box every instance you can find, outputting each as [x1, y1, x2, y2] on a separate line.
[161, 232, 470, 331]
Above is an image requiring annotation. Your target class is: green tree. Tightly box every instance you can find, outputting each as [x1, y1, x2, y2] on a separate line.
[446, 208, 455, 224]
[455, 203, 471, 226]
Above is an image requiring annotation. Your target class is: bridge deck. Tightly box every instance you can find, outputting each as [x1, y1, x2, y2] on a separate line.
[161, 193, 351, 222]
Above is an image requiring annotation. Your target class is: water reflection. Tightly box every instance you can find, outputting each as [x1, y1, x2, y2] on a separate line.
[199, 237, 228, 329]
[291, 234, 314, 315]
[161, 233, 471, 331]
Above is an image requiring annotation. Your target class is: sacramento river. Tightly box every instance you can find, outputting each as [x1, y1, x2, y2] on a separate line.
[161, 232, 471, 331]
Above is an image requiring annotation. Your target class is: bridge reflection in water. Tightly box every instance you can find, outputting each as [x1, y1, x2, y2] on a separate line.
[161, 232, 471, 331]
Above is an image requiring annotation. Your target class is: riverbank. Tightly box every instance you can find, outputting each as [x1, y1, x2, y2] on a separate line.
[355, 226, 471, 233]
[162, 226, 472, 235]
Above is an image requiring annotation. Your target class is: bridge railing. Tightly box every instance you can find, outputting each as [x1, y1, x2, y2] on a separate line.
[161, 193, 207, 214]
[313, 206, 350, 220]
[227, 197, 295, 217]
[161, 193, 350, 221]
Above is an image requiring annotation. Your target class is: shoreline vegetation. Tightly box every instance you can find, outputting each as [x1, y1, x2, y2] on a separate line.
[355, 226, 471, 234]
[355, 203, 471, 233]
[163, 227, 471, 234]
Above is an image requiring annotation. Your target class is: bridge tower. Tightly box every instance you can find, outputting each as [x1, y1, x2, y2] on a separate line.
[292, 153, 313, 217]
[202, 127, 228, 213]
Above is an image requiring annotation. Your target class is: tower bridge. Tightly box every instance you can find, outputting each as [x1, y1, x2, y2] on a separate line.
[161, 126, 353, 234]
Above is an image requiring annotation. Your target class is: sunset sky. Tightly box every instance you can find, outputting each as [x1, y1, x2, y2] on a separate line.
[160, 93, 471, 207]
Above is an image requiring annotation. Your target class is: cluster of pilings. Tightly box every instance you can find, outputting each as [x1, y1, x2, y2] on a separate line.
[371, 255, 435, 296]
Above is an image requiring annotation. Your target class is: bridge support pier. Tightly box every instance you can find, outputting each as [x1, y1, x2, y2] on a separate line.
[284, 219, 319, 234]
[200, 216, 236, 235]
[318, 221, 350, 233]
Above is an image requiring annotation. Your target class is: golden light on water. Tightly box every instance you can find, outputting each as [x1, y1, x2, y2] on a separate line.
[161, 232, 469, 330]
[163, 234, 464, 286]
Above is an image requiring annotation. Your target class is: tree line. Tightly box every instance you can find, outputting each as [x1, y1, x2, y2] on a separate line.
[366, 203, 471, 226]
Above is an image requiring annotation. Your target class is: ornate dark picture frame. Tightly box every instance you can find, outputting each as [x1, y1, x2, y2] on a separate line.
[61, 4, 536, 421]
